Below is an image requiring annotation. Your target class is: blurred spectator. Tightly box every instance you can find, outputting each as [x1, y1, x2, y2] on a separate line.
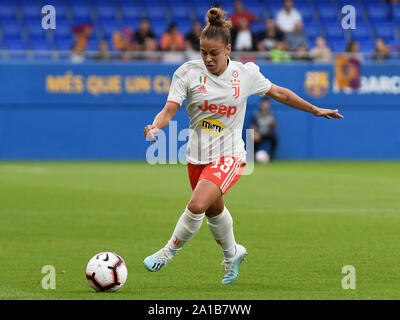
[161, 23, 185, 51]
[294, 44, 311, 61]
[250, 96, 278, 160]
[256, 18, 284, 51]
[269, 41, 291, 62]
[143, 38, 159, 61]
[310, 37, 332, 62]
[112, 26, 135, 61]
[231, 17, 257, 51]
[275, 0, 302, 34]
[70, 41, 86, 63]
[112, 26, 135, 51]
[346, 40, 359, 54]
[186, 21, 202, 51]
[284, 28, 307, 51]
[372, 38, 391, 61]
[230, 0, 259, 29]
[276, 0, 306, 51]
[346, 40, 363, 62]
[94, 40, 112, 61]
[135, 19, 156, 51]
[72, 23, 93, 49]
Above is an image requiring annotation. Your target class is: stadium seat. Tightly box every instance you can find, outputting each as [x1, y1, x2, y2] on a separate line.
[296, 4, 316, 23]
[22, 3, 45, 21]
[348, 23, 372, 41]
[358, 40, 375, 53]
[374, 23, 397, 42]
[52, 23, 73, 39]
[393, 6, 400, 22]
[31, 39, 55, 51]
[87, 39, 99, 51]
[144, 3, 171, 21]
[267, 4, 281, 20]
[304, 22, 325, 41]
[249, 3, 268, 20]
[55, 38, 74, 51]
[192, 3, 213, 21]
[24, 21, 50, 40]
[71, 3, 94, 22]
[329, 40, 347, 53]
[46, 3, 69, 22]
[251, 21, 265, 33]
[169, 6, 193, 22]
[121, 3, 146, 21]
[95, 3, 119, 22]
[101, 22, 124, 40]
[366, 4, 389, 23]
[0, 2, 18, 21]
[1, 23, 23, 41]
[4, 39, 30, 51]
[220, 3, 235, 16]
[149, 19, 169, 38]
[325, 22, 347, 41]
[317, 4, 339, 23]
[175, 19, 193, 37]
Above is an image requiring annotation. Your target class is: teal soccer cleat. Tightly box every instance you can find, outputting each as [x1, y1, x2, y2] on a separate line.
[221, 244, 247, 285]
[143, 247, 173, 272]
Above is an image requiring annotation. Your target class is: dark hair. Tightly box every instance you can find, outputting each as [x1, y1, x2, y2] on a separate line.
[200, 7, 232, 46]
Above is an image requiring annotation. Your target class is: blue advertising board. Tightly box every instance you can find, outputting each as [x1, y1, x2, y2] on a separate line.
[0, 61, 399, 159]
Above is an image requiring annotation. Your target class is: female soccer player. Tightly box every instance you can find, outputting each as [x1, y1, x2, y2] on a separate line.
[143, 8, 343, 284]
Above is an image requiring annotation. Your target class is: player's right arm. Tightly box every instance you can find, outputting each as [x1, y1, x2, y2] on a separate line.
[143, 101, 180, 142]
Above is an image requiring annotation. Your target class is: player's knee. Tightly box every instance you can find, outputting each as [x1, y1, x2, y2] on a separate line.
[187, 199, 207, 215]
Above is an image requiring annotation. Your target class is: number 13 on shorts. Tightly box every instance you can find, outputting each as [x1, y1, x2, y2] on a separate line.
[205, 157, 245, 194]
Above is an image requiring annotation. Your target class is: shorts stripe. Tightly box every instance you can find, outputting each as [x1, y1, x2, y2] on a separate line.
[221, 162, 241, 193]
[220, 160, 241, 193]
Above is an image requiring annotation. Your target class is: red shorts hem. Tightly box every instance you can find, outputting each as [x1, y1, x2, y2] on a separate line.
[187, 157, 245, 195]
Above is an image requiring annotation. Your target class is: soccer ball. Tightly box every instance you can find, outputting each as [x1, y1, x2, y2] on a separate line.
[255, 150, 270, 163]
[85, 252, 128, 292]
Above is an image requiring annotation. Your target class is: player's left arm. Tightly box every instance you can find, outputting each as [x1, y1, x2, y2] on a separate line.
[266, 84, 344, 119]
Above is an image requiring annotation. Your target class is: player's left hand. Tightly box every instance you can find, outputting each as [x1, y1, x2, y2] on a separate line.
[313, 108, 344, 119]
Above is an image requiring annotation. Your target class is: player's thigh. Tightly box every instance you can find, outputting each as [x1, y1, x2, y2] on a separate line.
[187, 179, 222, 214]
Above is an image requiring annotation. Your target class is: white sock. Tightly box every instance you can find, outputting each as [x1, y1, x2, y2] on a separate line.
[166, 207, 205, 255]
[206, 206, 237, 259]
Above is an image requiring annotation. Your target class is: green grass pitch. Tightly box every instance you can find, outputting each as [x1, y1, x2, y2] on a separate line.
[0, 161, 399, 300]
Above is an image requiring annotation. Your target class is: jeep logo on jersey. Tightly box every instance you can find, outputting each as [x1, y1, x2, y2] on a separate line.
[198, 100, 237, 118]
[199, 118, 226, 136]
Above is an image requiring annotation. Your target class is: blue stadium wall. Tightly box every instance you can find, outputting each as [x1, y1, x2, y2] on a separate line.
[0, 61, 399, 160]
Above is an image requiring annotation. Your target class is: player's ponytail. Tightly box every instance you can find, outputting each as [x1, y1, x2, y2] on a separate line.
[201, 7, 232, 46]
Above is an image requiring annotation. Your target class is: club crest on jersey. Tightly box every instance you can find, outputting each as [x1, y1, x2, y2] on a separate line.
[198, 75, 207, 93]
[230, 76, 240, 99]
[199, 118, 226, 136]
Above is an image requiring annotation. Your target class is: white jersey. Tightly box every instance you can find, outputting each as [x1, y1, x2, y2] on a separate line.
[167, 58, 272, 164]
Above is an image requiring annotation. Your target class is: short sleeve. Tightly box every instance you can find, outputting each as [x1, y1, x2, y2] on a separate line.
[166, 64, 188, 106]
[245, 62, 273, 97]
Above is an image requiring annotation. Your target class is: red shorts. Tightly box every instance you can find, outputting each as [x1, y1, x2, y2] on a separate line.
[187, 156, 245, 195]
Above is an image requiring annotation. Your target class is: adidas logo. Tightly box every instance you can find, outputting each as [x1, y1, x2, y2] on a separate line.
[197, 85, 207, 93]
[213, 171, 221, 179]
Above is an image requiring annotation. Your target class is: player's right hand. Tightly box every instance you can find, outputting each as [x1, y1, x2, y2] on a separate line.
[144, 124, 159, 142]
